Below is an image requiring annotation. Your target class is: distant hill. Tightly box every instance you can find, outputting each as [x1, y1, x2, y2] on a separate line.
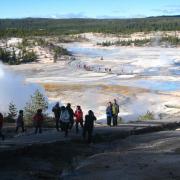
[0, 15, 180, 37]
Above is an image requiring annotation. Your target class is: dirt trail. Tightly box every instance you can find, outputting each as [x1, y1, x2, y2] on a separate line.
[1, 119, 180, 180]
[64, 130, 180, 180]
[61, 120, 180, 180]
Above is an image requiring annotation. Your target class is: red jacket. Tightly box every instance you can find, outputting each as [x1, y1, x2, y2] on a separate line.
[74, 110, 83, 122]
[33, 114, 44, 123]
[0, 114, 3, 129]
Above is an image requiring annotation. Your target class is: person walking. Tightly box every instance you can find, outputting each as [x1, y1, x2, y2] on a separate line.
[15, 110, 25, 133]
[33, 109, 44, 134]
[52, 102, 61, 131]
[83, 110, 96, 144]
[66, 103, 74, 130]
[60, 106, 70, 137]
[112, 99, 119, 126]
[106, 102, 113, 126]
[0, 113, 5, 141]
[74, 106, 83, 134]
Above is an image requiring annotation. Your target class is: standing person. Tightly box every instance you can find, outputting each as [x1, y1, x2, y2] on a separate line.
[15, 110, 25, 133]
[83, 110, 96, 144]
[74, 106, 83, 134]
[66, 103, 74, 130]
[52, 102, 61, 131]
[0, 113, 5, 141]
[33, 109, 44, 134]
[106, 102, 113, 126]
[60, 106, 70, 137]
[112, 99, 120, 126]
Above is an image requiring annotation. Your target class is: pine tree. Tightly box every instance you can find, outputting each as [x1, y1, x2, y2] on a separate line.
[53, 53, 57, 63]
[8, 102, 18, 121]
[24, 89, 48, 124]
[11, 48, 16, 65]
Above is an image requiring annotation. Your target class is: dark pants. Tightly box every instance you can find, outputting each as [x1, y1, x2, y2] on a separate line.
[0, 129, 4, 140]
[61, 122, 69, 137]
[76, 121, 83, 133]
[35, 122, 42, 134]
[113, 115, 118, 126]
[107, 116, 112, 126]
[69, 118, 74, 130]
[55, 117, 60, 131]
[16, 122, 25, 133]
[83, 128, 93, 143]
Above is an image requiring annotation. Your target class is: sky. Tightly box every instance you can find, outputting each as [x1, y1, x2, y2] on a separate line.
[1, 0, 180, 19]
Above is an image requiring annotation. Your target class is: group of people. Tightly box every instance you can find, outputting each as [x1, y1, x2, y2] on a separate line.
[52, 103, 97, 143]
[75, 62, 112, 74]
[15, 109, 44, 134]
[106, 99, 120, 126]
[0, 100, 120, 143]
[0, 105, 97, 143]
[0, 109, 47, 140]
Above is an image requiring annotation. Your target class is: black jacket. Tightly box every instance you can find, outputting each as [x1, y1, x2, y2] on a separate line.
[52, 106, 61, 119]
[66, 106, 74, 121]
[84, 115, 97, 129]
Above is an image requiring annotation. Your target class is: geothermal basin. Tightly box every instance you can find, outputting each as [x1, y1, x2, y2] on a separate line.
[2, 36, 180, 122]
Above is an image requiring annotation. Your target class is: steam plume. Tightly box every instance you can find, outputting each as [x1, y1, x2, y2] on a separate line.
[0, 63, 45, 113]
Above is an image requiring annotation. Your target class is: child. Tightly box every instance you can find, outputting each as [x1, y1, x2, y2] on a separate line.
[33, 109, 44, 134]
[16, 110, 25, 133]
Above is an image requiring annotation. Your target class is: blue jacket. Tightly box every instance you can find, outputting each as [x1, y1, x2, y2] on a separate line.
[106, 106, 112, 117]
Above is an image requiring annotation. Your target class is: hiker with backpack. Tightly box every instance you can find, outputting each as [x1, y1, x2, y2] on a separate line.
[106, 102, 113, 126]
[33, 109, 44, 134]
[0, 113, 5, 141]
[112, 99, 119, 126]
[83, 110, 96, 144]
[60, 106, 70, 137]
[52, 102, 61, 131]
[15, 110, 25, 133]
[66, 103, 74, 130]
[74, 105, 83, 134]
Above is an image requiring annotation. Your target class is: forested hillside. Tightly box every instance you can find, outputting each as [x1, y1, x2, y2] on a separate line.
[0, 16, 180, 37]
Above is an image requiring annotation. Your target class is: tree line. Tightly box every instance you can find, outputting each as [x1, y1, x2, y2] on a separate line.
[97, 36, 180, 47]
[0, 47, 37, 65]
[0, 37, 71, 65]
[0, 16, 180, 37]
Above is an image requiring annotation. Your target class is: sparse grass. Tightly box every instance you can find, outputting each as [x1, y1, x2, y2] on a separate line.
[138, 111, 155, 121]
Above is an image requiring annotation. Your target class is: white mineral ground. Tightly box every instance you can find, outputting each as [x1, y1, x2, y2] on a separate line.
[1, 34, 180, 180]
[2, 33, 180, 122]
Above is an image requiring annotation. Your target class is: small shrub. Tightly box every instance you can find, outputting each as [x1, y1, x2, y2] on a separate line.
[24, 89, 48, 125]
[4, 115, 15, 123]
[117, 116, 124, 124]
[7, 102, 18, 122]
[138, 111, 154, 121]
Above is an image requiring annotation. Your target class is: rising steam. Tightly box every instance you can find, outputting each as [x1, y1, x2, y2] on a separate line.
[0, 63, 46, 113]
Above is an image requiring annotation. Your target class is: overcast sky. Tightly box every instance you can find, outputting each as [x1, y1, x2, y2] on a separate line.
[1, 0, 180, 19]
